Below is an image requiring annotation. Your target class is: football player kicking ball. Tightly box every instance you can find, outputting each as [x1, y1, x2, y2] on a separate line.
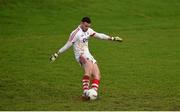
[50, 17, 123, 100]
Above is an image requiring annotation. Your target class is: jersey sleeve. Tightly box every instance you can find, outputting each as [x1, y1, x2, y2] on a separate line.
[89, 28, 111, 40]
[94, 32, 111, 40]
[89, 28, 97, 37]
[58, 41, 72, 54]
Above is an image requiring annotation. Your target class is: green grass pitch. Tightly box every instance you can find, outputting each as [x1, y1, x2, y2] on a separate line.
[0, 0, 180, 110]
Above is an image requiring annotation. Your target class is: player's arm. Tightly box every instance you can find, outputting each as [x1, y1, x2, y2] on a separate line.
[89, 28, 123, 42]
[93, 32, 123, 42]
[50, 31, 78, 62]
[50, 41, 73, 62]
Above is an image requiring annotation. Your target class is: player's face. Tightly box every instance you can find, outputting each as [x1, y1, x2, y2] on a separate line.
[81, 22, 91, 32]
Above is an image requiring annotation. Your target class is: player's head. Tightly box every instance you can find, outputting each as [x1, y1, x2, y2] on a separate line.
[80, 17, 91, 32]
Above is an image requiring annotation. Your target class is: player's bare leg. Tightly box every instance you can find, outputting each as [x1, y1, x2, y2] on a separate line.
[92, 63, 100, 80]
[91, 63, 100, 91]
[80, 56, 92, 98]
[81, 61, 100, 100]
[80, 56, 101, 98]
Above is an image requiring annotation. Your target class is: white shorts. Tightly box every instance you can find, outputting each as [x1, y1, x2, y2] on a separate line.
[75, 53, 97, 65]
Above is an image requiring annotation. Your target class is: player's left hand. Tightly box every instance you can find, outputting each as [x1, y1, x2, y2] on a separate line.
[50, 52, 59, 62]
[111, 36, 123, 42]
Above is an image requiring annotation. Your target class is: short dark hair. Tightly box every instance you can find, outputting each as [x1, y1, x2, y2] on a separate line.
[81, 17, 91, 23]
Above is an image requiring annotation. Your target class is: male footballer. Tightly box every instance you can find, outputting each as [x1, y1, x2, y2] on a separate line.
[50, 17, 122, 99]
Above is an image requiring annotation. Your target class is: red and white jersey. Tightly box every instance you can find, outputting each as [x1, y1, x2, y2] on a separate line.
[58, 25, 110, 64]
[68, 26, 96, 62]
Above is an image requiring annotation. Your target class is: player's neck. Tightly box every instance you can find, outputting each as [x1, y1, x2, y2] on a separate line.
[79, 25, 87, 32]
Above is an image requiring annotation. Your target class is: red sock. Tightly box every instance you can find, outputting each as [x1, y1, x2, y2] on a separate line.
[82, 75, 90, 91]
[91, 79, 100, 91]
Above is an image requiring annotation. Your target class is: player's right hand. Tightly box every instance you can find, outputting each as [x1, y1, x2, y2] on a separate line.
[50, 52, 59, 62]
